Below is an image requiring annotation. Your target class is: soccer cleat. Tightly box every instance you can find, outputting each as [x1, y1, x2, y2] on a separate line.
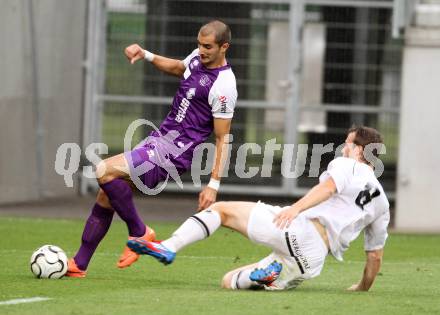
[65, 258, 87, 278]
[249, 260, 283, 286]
[117, 225, 156, 269]
[127, 239, 176, 265]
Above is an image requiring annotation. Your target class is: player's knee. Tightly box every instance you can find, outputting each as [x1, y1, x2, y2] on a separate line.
[210, 202, 228, 222]
[210, 202, 222, 212]
[96, 160, 117, 185]
[95, 161, 108, 184]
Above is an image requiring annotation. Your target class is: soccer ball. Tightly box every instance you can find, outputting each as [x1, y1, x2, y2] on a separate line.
[30, 245, 68, 279]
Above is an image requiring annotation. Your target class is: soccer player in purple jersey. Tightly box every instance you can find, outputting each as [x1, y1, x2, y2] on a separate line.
[66, 20, 237, 277]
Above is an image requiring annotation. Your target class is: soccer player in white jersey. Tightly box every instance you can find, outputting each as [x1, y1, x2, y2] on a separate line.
[128, 126, 390, 291]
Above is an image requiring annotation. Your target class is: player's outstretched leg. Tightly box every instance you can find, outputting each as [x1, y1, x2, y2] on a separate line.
[128, 201, 256, 265]
[127, 208, 221, 265]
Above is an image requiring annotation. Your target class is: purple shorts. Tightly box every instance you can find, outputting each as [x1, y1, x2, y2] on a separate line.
[125, 144, 169, 189]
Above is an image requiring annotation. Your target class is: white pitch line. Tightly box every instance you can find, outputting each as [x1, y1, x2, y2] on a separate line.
[0, 297, 51, 306]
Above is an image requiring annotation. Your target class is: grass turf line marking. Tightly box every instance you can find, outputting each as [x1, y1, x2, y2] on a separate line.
[0, 297, 51, 306]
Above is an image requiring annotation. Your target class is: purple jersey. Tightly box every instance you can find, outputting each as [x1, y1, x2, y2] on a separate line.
[148, 48, 237, 171]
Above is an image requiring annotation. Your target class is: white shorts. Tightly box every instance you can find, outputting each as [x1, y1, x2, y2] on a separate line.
[247, 202, 328, 290]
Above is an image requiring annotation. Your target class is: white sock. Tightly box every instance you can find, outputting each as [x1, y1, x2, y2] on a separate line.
[230, 269, 260, 290]
[161, 209, 221, 252]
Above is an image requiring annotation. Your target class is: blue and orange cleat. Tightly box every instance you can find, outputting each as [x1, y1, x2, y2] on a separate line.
[127, 239, 175, 265]
[117, 225, 156, 269]
[249, 260, 282, 286]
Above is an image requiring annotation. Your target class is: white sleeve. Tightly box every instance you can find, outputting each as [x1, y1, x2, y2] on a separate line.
[364, 209, 390, 251]
[208, 69, 237, 119]
[182, 48, 199, 68]
[322, 157, 354, 193]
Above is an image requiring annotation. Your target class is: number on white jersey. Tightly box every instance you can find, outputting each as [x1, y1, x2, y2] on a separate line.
[355, 184, 381, 210]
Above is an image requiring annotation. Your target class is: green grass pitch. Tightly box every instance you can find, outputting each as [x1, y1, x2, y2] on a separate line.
[0, 217, 439, 315]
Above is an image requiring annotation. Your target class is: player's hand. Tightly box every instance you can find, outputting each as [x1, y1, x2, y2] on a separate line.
[273, 206, 300, 229]
[124, 44, 145, 64]
[198, 187, 217, 211]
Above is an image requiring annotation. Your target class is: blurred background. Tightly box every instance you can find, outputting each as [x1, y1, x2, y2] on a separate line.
[1, 0, 439, 232]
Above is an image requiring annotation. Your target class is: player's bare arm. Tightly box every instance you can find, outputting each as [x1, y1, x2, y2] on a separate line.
[124, 43, 186, 77]
[198, 118, 232, 211]
[273, 177, 337, 229]
[347, 249, 383, 292]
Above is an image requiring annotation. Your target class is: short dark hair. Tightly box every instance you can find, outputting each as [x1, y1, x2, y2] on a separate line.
[347, 126, 383, 162]
[199, 20, 231, 46]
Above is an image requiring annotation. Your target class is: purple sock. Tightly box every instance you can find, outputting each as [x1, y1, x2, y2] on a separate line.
[74, 203, 114, 270]
[99, 178, 146, 237]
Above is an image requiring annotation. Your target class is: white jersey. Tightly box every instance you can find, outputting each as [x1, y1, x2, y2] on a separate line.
[302, 157, 390, 261]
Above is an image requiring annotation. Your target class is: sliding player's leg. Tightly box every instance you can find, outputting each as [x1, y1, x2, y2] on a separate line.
[127, 201, 257, 264]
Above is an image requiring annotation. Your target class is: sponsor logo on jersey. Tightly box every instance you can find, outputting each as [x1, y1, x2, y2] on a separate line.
[176, 88, 196, 123]
[219, 95, 227, 113]
[199, 74, 211, 87]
